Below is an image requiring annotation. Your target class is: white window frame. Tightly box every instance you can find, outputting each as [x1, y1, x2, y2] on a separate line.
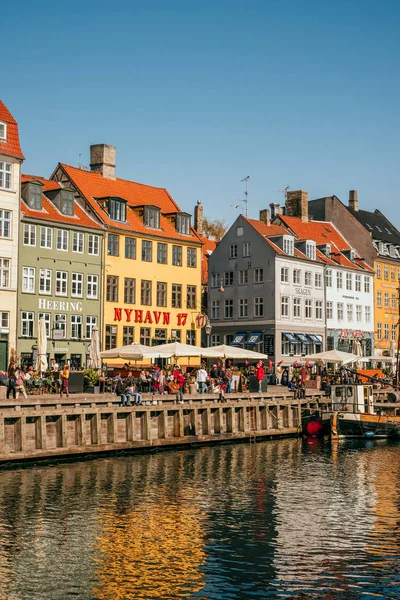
[305, 298, 312, 319]
[0, 209, 11, 238]
[0, 258, 10, 288]
[87, 274, 99, 299]
[239, 298, 248, 318]
[86, 316, 97, 339]
[281, 296, 289, 318]
[315, 273, 322, 288]
[211, 300, 220, 320]
[54, 314, 66, 338]
[356, 305, 362, 322]
[377, 322, 382, 340]
[0, 122, 6, 140]
[243, 242, 251, 257]
[365, 306, 371, 322]
[364, 276, 370, 293]
[0, 161, 12, 190]
[293, 297, 301, 319]
[229, 244, 238, 259]
[377, 291, 382, 308]
[326, 301, 333, 320]
[21, 311, 34, 337]
[325, 269, 332, 287]
[355, 274, 361, 292]
[293, 269, 301, 285]
[346, 273, 352, 290]
[88, 234, 100, 256]
[337, 302, 344, 321]
[238, 270, 248, 285]
[283, 236, 294, 256]
[347, 304, 353, 321]
[70, 315, 82, 339]
[23, 224, 36, 246]
[0, 311, 9, 329]
[72, 231, 84, 253]
[336, 271, 343, 289]
[254, 268, 264, 283]
[22, 266, 35, 293]
[315, 300, 323, 320]
[56, 271, 68, 296]
[281, 267, 289, 283]
[38, 312, 51, 337]
[39, 268, 52, 295]
[40, 226, 53, 249]
[57, 229, 68, 251]
[305, 271, 312, 287]
[305, 241, 316, 260]
[71, 272, 83, 297]
[254, 297, 264, 317]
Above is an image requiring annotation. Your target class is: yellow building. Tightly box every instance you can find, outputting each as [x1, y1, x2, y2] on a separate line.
[374, 255, 399, 354]
[52, 145, 203, 355]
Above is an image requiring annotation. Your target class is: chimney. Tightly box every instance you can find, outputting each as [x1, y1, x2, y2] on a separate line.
[194, 200, 204, 235]
[349, 190, 359, 212]
[90, 144, 116, 179]
[285, 190, 308, 222]
[259, 208, 271, 226]
[269, 203, 282, 219]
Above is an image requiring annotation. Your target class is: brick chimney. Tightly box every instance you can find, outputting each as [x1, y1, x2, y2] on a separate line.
[90, 144, 116, 179]
[349, 190, 359, 212]
[194, 200, 204, 235]
[259, 208, 271, 226]
[269, 203, 282, 219]
[285, 190, 308, 222]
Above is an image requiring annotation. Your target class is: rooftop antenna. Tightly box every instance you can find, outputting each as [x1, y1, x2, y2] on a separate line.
[78, 153, 88, 170]
[241, 175, 250, 217]
[272, 185, 290, 200]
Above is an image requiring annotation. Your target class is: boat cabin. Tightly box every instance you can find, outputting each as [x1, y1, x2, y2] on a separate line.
[331, 383, 374, 414]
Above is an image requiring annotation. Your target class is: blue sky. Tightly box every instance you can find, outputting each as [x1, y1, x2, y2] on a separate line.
[4, 0, 400, 225]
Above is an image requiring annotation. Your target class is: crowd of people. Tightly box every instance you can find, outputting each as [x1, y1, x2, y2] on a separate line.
[0, 360, 71, 399]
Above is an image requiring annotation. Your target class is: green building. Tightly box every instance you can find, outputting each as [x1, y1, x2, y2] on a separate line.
[18, 175, 105, 369]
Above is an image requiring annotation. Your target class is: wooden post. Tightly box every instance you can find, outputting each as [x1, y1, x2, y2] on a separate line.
[76, 414, 84, 446]
[60, 414, 68, 447]
[0, 416, 5, 453]
[178, 409, 184, 438]
[126, 412, 134, 442]
[108, 413, 117, 443]
[145, 410, 152, 441]
[39, 415, 47, 450]
[92, 413, 101, 444]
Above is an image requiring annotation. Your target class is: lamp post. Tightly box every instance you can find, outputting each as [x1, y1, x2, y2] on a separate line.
[205, 321, 212, 348]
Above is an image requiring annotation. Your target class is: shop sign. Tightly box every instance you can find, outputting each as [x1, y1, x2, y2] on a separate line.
[294, 287, 311, 296]
[54, 347, 68, 352]
[195, 314, 207, 328]
[113, 308, 188, 326]
[39, 298, 83, 312]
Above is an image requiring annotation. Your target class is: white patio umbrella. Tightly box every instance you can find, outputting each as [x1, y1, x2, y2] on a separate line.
[35, 316, 48, 374]
[146, 341, 204, 358]
[201, 344, 268, 360]
[100, 342, 168, 361]
[357, 355, 396, 364]
[304, 349, 359, 364]
[352, 339, 363, 368]
[88, 325, 101, 369]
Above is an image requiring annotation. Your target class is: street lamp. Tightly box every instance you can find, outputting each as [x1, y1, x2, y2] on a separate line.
[205, 321, 212, 348]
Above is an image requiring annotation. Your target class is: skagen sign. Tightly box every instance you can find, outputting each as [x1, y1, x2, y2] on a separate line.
[38, 298, 83, 312]
[294, 287, 312, 296]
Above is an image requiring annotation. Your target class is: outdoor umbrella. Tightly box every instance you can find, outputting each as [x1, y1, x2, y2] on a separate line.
[35, 316, 48, 374]
[304, 349, 359, 364]
[88, 325, 101, 369]
[357, 355, 396, 363]
[352, 339, 363, 368]
[146, 341, 205, 358]
[201, 344, 268, 360]
[100, 342, 170, 361]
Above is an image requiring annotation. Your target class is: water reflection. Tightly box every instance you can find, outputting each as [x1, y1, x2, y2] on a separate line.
[0, 439, 398, 599]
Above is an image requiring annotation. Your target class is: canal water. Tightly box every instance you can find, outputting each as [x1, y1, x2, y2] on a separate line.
[0, 439, 400, 599]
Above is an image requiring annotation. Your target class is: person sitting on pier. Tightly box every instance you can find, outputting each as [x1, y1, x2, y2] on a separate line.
[125, 383, 142, 405]
[115, 377, 131, 406]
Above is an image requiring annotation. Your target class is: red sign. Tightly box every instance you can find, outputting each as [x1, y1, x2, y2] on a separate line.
[195, 314, 207, 328]
[113, 308, 188, 326]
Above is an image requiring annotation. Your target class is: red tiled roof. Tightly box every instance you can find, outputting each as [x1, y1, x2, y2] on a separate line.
[56, 163, 202, 244]
[245, 217, 288, 237]
[0, 100, 24, 160]
[21, 174, 104, 230]
[199, 235, 218, 284]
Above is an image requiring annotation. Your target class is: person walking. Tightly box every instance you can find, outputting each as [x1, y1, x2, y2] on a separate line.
[158, 369, 167, 395]
[14, 368, 28, 400]
[196, 366, 208, 394]
[60, 364, 70, 398]
[255, 361, 265, 393]
[224, 366, 233, 393]
[6, 362, 16, 400]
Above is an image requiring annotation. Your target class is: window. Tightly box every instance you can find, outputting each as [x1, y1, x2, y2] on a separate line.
[40, 226, 52, 249]
[239, 298, 248, 318]
[108, 198, 126, 222]
[60, 190, 74, 216]
[106, 275, 119, 302]
[384, 292, 389, 309]
[238, 270, 248, 285]
[281, 296, 289, 317]
[392, 294, 397, 310]
[315, 273, 322, 288]
[70, 315, 82, 339]
[86, 316, 97, 339]
[71, 273, 83, 297]
[123, 326, 134, 346]
[281, 267, 289, 283]
[305, 271, 312, 286]
[384, 323, 389, 340]
[243, 242, 251, 257]
[140, 327, 151, 345]
[0, 122, 6, 140]
[21, 311, 34, 337]
[57, 229, 68, 251]
[124, 278, 136, 304]
[176, 213, 190, 235]
[377, 291, 382, 308]
[108, 234, 119, 256]
[376, 264, 381, 278]
[347, 304, 353, 321]
[336, 272, 343, 289]
[225, 299, 234, 319]
[305, 299, 312, 319]
[187, 247, 196, 268]
[254, 297, 264, 317]
[326, 301, 333, 320]
[364, 276, 370, 293]
[224, 272, 234, 286]
[141, 280, 152, 305]
[283, 236, 294, 256]
[305, 242, 316, 260]
[325, 269, 332, 287]
[0, 161, 12, 190]
[391, 267, 396, 281]
[230, 244, 238, 259]
[211, 334, 220, 346]
[144, 206, 160, 229]
[187, 285, 197, 309]
[254, 268, 264, 283]
[123, 236, 136, 260]
[0, 210, 11, 238]
[87, 274, 99, 299]
[211, 300, 220, 319]
[0, 258, 10, 288]
[346, 273, 352, 290]
[293, 269, 301, 285]
[392, 324, 397, 342]
[315, 300, 323, 320]
[186, 330, 196, 345]
[88, 234, 100, 256]
[365, 306, 371, 322]
[38, 313, 51, 337]
[156, 282, 167, 307]
[56, 271, 68, 296]
[140, 240, 152, 262]
[293, 298, 301, 318]
[22, 267, 35, 293]
[356, 305, 362, 321]
[172, 284, 182, 308]
[355, 275, 361, 292]
[337, 303, 344, 320]
[0, 312, 9, 329]
[72, 231, 84, 253]
[105, 325, 117, 350]
[172, 245, 182, 266]
[384, 265, 389, 280]
[54, 314, 66, 338]
[39, 269, 52, 294]
[171, 329, 181, 342]
[377, 322, 382, 340]
[24, 224, 36, 246]
[157, 243, 167, 264]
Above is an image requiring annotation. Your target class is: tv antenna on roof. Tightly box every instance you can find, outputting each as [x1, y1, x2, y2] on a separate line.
[240, 175, 250, 217]
[272, 185, 290, 199]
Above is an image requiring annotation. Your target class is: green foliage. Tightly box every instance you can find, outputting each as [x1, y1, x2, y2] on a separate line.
[83, 368, 99, 387]
[203, 217, 227, 239]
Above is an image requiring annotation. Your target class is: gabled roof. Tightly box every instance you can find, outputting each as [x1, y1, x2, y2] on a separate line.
[348, 208, 400, 245]
[20, 174, 104, 230]
[245, 218, 288, 238]
[0, 100, 24, 160]
[54, 163, 202, 244]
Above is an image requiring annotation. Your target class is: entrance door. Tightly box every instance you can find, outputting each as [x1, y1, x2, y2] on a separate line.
[0, 341, 7, 371]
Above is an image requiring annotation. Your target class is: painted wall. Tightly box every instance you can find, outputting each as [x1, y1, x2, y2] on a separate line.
[374, 258, 399, 352]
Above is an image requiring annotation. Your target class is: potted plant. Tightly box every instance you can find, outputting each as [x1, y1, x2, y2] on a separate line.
[83, 368, 100, 393]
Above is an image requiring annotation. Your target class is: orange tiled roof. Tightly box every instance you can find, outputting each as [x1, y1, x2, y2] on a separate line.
[0, 100, 24, 160]
[21, 174, 104, 230]
[56, 163, 202, 244]
[245, 217, 288, 237]
[199, 234, 218, 285]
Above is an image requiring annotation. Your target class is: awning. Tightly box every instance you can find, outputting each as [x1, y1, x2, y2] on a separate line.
[296, 333, 310, 344]
[282, 332, 298, 344]
[246, 331, 262, 346]
[231, 332, 247, 346]
[307, 334, 322, 345]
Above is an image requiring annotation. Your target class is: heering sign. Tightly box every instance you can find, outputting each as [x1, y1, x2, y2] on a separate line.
[294, 287, 311, 296]
[38, 298, 83, 312]
[113, 308, 188, 326]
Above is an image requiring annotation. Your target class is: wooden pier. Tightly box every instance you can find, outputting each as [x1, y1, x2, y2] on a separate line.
[0, 390, 330, 465]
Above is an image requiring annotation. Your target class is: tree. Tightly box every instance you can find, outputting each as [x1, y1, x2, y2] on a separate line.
[202, 218, 227, 240]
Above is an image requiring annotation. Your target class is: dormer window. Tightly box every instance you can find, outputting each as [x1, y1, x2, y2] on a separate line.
[28, 183, 42, 210]
[305, 240, 316, 260]
[144, 206, 160, 229]
[350, 249, 356, 261]
[0, 122, 6, 141]
[325, 244, 331, 256]
[60, 189, 74, 216]
[108, 197, 126, 222]
[283, 235, 294, 256]
[176, 213, 190, 235]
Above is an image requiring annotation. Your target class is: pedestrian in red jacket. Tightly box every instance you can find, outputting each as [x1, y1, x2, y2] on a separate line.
[255, 361, 265, 393]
